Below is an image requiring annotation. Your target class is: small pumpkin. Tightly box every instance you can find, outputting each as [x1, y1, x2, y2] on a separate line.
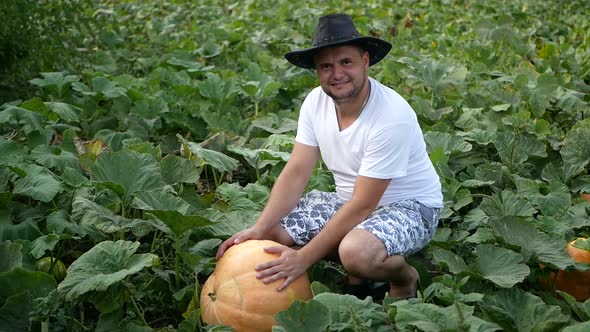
[200, 240, 313, 332]
[581, 193, 590, 203]
[543, 238, 590, 301]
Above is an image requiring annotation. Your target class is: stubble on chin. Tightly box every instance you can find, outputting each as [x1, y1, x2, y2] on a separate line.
[322, 80, 365, 104]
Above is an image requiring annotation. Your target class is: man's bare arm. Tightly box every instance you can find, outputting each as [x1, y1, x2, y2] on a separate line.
[216, 142, 320, 258]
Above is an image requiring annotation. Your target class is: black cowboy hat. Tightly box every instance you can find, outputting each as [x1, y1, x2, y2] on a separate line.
[284, 13, 392, 69]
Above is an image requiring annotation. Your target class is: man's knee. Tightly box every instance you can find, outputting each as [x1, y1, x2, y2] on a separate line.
[338, 229, 385, 274]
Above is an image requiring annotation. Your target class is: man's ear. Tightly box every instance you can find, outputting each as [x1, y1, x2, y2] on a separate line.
[363, 51, 370, 66]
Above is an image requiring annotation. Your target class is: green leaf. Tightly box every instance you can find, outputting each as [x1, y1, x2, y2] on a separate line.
[431, 248, 471, 274]
[30, 233, 79, 259]
[215, 182, 268, 211]
[30, 145, 79, 173]
[0, 291, 33, 332]
[57, 240, 157, 300]
[424, 132, 472, 155]
[91, 76, 128, 99]
[489, 217, 573, 269]
[29, 72, 80, 97]
[72, 196, 151, 238]
[252, 114, 298, 134]
[475, 244, 530, 288]
[313, 293, 388, 327]
[178, 135, 239, 174]
[195, 72, 239, 102]
[202, 209, 259, 238]
[561, 127, 590, 180]
[0, 106, 44, 134]
[0, 267, 56, 301]
[90, 150, 170, 206]
[479, 190, 537, 218]
[562, 322, 590, 332]
[131, 190, 192, 214]
[513, 178, 571, 216]
[274, 300, 331, 332]
[149, 210, 215, 239]
[160, 154, 200, 185]
[392, 301, 502, 332]
[493, 132, 547, 165]
[13, 164, 64, 202]
[398, 57, 467, 94]
[0, 140, 27, 164]
[0, 241, 22, 272]
[44, 102, 81, 123]
[479, 288, 569, 332]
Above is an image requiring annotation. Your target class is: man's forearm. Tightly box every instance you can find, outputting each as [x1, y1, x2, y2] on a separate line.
[254, 167, 310, 233]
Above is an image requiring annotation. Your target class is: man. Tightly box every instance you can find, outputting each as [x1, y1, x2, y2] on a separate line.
[216, 13, 442, 299]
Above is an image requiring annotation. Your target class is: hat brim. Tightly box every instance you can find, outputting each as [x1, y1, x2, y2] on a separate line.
[284, 36, 392, 69]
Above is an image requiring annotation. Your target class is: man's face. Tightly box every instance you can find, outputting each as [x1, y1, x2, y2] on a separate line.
[313, 45, 369, 103]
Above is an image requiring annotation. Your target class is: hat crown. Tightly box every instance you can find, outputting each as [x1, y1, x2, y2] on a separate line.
[313, 13, 361, 47]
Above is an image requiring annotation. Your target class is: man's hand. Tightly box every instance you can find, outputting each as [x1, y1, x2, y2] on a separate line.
[255, 245, 310, 292]
[215, 228, 265, 260]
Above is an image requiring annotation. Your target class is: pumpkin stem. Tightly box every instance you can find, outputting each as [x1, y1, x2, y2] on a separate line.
[208, 291, 216, 301]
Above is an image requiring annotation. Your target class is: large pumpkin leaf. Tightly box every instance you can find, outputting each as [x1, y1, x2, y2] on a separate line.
[313, 293, 388, 328]
[493, 132, 547, 165]
[30, 233, 79, 259]
[0, 106, 44, 134]
[274, 299, 331, 332]
[44, 102, 81, 123]
[392, 301, 501, 332]
[202, 209, 260, 238]
[513, 177, 571, 216]
[0, 241, 22, 272]
[0, 206, 43, 242]
[431, 248, 470, 275]
[57, 240, 157, 300]
[561, 127, 590, 180]
[178, 135, 239, 174]
[90, 150, 170, 206]
[30, 144, 79, 173]
[72, 196, 151, 238]
[479, 288, 569, 332]
[0, 140, 27, 164]
[160, 154, 200, 185]
[432, 245, 529, 288]
[479, 190, 537, 218]
[0, 268, 56, 302]
[13, 164, 64, 203]
[149, 210, 215, 239]
[489, 217, 573, 269]
[131, 190, 192, 214]
[0, 269, 56, 329]
[29, 72, 80, 98]
[475, 244, 530, 288]
[424, 132, 473, 155]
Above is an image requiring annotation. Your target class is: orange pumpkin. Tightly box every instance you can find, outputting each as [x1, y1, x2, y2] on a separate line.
[200, 240, 313, 332]
[543, 238, 590, 301]
[581, 193, 590, 203]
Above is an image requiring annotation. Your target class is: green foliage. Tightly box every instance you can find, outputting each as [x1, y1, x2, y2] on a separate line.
[0, 0, 93, 103]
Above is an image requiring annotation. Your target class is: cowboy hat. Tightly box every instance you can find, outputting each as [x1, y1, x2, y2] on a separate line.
[284, 13, 392, 69]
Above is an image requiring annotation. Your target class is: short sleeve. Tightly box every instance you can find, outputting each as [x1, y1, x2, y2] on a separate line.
[295, 93, 319, 147]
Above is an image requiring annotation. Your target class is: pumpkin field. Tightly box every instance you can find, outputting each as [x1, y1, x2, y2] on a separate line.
[1, 0, 590, 331]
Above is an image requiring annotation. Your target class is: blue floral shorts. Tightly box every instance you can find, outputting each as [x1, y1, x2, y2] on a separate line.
[280, 190, 440, 257]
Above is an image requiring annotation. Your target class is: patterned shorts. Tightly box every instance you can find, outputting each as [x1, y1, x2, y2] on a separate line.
[280, 190, 440, 257]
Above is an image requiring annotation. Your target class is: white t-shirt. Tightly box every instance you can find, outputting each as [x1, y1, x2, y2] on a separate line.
[295, 77, 443, 208]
